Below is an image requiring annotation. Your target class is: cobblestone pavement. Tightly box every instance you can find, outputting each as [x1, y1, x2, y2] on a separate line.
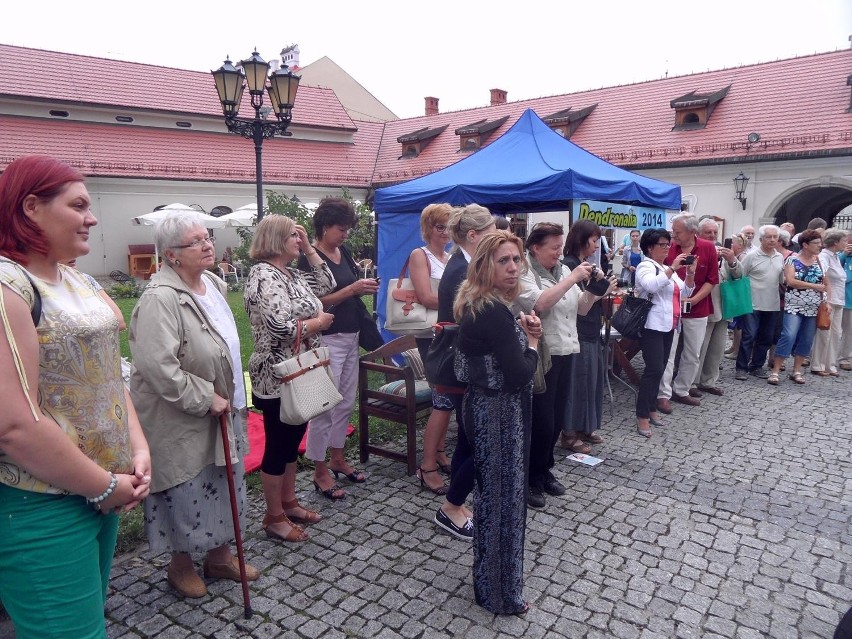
[4, 357, 849, 638]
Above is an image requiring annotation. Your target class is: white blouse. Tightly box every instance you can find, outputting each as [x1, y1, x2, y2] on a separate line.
[634, 258, 695, 333]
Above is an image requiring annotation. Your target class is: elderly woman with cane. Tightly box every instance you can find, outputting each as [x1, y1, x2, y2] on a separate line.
[130, 211, 258, 599]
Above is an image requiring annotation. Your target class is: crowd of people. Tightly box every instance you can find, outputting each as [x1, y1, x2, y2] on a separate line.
[2, 154, 851, 633]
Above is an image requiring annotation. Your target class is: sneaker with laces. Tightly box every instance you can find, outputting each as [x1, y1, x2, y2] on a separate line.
[434, 509, 474, 540]
[749, 368, 770, 379]
[735, 369, 748, 381]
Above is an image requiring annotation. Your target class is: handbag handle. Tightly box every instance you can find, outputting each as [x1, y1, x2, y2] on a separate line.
[395, 247, 433, 290]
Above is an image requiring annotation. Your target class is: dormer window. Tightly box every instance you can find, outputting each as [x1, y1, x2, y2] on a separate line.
[670, 85, 730, 130]
[543, 104, 597, 138]
[454, 116, 509, 152]
[397, 124, 448, 159]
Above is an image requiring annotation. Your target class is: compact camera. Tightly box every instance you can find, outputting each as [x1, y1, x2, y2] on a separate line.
[590, 265, 599, 279]
[682, 255, 696, 265]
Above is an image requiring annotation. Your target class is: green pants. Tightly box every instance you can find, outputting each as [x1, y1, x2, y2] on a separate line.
[0, 483, 118, 639]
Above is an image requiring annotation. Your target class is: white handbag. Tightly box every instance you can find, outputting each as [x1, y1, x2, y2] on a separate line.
[272, 322, 342, 424]
[384, 249, 439, 336]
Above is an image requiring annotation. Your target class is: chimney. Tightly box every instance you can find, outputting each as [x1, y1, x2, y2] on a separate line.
[425, 96, 439, 116]
[490, 88, 507, 106]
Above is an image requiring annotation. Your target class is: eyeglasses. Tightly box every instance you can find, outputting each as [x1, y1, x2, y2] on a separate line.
[656, 242, 671, 248]
[172, 236, 215, 249]
[434, 224, 448, 232]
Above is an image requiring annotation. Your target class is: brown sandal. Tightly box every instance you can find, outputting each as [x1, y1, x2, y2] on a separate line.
[262, 511, 308, 542]
[282, 499, 322, 525]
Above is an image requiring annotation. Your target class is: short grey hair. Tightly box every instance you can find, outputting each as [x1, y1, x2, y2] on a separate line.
[777, 229, 791, 246]
[822, 228, 848, 249]
[672, 213, 699, 233]
[698, 218, 719, 232]
[154, 212, 208, 255]
[757, 224, 779, 241]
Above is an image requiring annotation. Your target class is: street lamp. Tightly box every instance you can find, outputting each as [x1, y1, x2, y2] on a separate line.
[733, 171, 749, 210]
[211, 51, 301, 221]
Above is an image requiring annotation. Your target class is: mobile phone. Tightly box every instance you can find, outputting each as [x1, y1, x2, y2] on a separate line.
[683, 255, 696, 265]
[325, 304, 337, 315]
[723, 238, 733, 250]
[683, 301, 692, 314]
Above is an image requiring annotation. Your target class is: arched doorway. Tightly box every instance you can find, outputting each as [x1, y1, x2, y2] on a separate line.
[770, 178, 852, 231]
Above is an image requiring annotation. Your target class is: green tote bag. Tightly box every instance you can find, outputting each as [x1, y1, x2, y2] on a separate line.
[720, 276, 753, 320]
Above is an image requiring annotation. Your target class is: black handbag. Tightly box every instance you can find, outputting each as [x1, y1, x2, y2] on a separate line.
[356, 297, 385, 352]
[610, 293, 653, 340]
[424, 322, 464, 390]
[340, 245, 385, 352]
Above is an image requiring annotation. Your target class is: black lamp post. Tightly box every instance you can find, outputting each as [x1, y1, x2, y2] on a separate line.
[733, 172, 749, 210]
[212, 51, 300, 222]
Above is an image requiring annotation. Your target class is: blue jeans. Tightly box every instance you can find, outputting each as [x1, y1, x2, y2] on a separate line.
[736, 310, 781, 371]
[774, 312, 817, 359]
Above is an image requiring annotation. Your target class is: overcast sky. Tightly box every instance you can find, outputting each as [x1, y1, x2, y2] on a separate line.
[2, 0, 850, 118]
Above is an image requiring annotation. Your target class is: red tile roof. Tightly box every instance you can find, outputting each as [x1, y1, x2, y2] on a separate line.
[0, 44, 355, 130]
[0, 45, 849, 191]
[372, 49, 852, 185]
[0, 115, 382, 187]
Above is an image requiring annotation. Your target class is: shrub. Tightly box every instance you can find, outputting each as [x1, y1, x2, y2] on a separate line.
[109, 282, 143, 299]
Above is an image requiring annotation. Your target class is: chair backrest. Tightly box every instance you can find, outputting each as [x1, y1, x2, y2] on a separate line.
[360, 334, 416, 363]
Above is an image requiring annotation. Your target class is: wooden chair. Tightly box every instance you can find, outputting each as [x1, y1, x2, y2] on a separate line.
[358, 334, 432, 476]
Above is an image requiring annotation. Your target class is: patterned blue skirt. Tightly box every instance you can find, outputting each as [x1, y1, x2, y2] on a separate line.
[464, 385, 532, 614]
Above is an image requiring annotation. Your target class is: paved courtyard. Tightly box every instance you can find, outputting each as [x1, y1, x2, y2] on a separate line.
[4, 357, 850, 638]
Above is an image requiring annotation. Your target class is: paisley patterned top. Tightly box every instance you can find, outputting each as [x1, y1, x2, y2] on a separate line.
[244, 260, 336, 398]
[0, 260, 132, 494]
[784, 256, 824, 316]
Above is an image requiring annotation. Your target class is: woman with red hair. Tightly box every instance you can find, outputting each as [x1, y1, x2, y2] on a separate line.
[0, 156, 150, 639]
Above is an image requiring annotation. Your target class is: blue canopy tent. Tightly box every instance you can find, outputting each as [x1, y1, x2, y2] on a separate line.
[373, 108, 681, 330]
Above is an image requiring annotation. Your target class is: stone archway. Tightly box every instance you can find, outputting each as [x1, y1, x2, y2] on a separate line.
[767, 177, 852, 231]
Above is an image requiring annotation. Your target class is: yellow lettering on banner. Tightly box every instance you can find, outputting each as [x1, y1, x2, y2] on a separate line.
[577, 203, 638, 229]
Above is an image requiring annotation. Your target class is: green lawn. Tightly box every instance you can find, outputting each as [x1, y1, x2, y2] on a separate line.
[113, 290, 412, 552]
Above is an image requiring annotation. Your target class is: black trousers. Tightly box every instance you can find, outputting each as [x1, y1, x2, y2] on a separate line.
[529, 354, 571, 486]
[636, 329, 674, 418]
[253, 394, 308, 475]
[445, 393, 474, 506]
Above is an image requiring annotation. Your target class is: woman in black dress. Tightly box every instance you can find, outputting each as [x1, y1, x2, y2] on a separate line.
[453, 230, 541, 615]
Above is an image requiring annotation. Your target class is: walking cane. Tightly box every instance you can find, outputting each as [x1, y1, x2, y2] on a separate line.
[219, 412, 253, 619]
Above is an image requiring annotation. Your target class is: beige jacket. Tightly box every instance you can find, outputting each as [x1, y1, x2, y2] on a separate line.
[129, 265, 238, 493]
[514, 263, 582, 356]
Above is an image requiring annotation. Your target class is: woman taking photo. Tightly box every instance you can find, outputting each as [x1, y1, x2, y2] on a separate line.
[432, 204, 495, 538]
[0, 155, 149, 639]
[244, 215, 336, 528]
[515, 222, 593, 509]
[131, 211, 256, 599]
[454, 230, 541, 615]
[408, 203, 453, 494]
[634, 228, 695, 438]
[298, 197, 378, 497]
[768, 228, 829, 384]
[562, 220, 618, 453]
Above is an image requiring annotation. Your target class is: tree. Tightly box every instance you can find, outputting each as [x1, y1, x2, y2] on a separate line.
[232, 189, 374, 267]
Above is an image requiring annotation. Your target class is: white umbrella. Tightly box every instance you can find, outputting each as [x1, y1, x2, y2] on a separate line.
[217, 203, 257, 227]
[130, 203, 227, 273]
[131, 203, 227, 228]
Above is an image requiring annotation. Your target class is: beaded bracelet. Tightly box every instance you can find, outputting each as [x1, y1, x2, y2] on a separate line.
[87, 471, 117, 504]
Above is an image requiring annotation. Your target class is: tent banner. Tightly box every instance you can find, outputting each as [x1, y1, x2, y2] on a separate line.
[574, 199, 666, 230]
